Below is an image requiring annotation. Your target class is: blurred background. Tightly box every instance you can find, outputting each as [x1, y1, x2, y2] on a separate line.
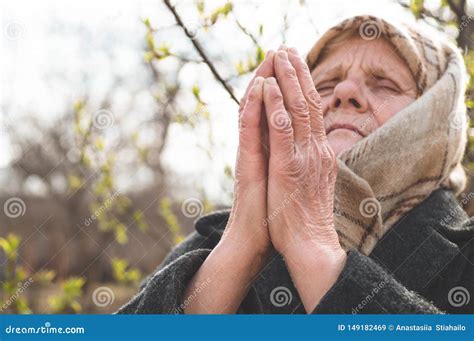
[1, 0, 474, 314]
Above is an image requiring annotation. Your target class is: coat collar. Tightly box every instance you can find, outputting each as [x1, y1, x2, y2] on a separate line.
[194, 189, 467, 241]
[371, 188, 468, 294]
[194, 189, 469, 310]
[194, 209, 230, 242]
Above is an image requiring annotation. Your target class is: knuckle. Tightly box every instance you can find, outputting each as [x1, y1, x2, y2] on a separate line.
[308, 88, 321, 102]
[247, 88, 258, 103]
[239, 117, 248, 132]
[283, 65, 298, 79]
[300, 62, 310, 73]
[321, 145, 335, 167]
[268, 88, 284, 102]
[291, 97, 309, 114]
[308, 89, 322, 109]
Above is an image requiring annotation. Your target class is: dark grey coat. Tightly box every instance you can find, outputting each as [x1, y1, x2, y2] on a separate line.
[117, 189, 474, 314]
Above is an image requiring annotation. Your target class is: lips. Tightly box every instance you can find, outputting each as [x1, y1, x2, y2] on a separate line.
[326, 123, 366, 137]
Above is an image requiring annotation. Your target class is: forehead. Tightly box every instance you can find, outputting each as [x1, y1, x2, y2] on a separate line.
[311, 36, 414, 82]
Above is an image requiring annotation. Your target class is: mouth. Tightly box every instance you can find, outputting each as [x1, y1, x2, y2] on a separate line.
[326, 123, 366, 137]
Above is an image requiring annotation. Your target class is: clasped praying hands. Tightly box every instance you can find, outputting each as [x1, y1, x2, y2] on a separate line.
[184, 46, 347, 314]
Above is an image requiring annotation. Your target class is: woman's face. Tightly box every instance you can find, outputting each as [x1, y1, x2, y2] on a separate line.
[312, 35, 418, 156]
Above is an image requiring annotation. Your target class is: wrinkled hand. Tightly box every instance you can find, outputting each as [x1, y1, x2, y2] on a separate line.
[263, 47, 341, 255]
[262, 47, 346, 312]
[220, 50, 276, 260]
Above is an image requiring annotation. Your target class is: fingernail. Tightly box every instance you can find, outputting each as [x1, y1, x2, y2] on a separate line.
[278, 44, 288, 51]
[277, 50, 288, 60]
[266, 49, 275, 58]
[288, 47, 299, 55]
[265, 77, 277, 85]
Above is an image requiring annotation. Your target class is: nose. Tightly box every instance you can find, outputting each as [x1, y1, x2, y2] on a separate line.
[330, 79, 368, 113]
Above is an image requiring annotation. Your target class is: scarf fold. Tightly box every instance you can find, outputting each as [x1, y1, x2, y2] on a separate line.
[306, 15, 468, 255]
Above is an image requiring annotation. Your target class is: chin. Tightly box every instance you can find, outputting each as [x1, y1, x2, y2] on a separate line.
[327, 130, 362, 157]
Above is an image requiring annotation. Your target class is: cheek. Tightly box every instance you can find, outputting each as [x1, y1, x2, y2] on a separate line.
[373, 96, 415, 126]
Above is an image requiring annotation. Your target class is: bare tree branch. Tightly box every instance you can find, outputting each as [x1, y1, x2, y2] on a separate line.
[163, 0, 240, 105]
[398, 1, 449, 25]
[234, 16, 259, 45]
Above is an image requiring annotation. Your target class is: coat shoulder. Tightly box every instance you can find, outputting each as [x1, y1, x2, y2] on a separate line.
[194, 209, 230, 241]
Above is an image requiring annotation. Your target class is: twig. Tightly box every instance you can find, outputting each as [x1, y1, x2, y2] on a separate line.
[234, 16, 259, 45]
[163, 0, 240, 105]
[398, 1, 449, 25]
[446, 0, 466, 19]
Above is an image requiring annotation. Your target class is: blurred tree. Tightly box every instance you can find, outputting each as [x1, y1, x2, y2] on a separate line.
[402, 0, 474, 213]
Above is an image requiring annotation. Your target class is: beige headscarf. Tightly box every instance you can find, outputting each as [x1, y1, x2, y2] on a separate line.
[306, 15, 468, 255]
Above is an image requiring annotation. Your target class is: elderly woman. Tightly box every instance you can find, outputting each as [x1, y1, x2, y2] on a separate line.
[118, 15, 474, 314]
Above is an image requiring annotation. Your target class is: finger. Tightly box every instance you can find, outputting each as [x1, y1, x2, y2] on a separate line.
[287, 47, 326, 142]
[263, 77, 294, 159]
[274, 50, 311, 147]
[239, 76, 266, 157]
[239, 50, 276, 114]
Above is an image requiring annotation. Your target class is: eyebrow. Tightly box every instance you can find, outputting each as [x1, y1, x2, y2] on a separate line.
[312, 64, 343, 84]
[312, 62, 409, 88]
[363, 64, 405, 86]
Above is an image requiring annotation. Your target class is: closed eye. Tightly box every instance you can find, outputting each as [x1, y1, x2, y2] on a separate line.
[373, 76, 400, 93]
[316, 80, 338, 94]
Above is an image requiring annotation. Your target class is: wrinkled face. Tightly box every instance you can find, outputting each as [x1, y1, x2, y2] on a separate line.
[312, 35, 418, 156]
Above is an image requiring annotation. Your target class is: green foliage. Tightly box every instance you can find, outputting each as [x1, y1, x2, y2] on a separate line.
[143, 20, 171, 62]
[236, 45, 265, 75]
[133, 210, 149, 232]
[71, 101, 151, 245]
[224, 164, 234, 180]
[0, 233, 19, 261]
[410, 0, 425, 18]
[159, 197, 185, 245]
[48, 277, 85, 313]
[33, 270, 56, 284]
[464, 50, 474, 87]
[0, 234, 33, 314]
[209, 2, 233, 25]
[111, 258, 142, 285]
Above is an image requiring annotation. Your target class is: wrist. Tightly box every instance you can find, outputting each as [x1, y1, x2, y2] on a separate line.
[215, 235, 271, 277]
[221, 220, 271, 260]
[282, 240, 347, 313]
[283, 241, 346, 276]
